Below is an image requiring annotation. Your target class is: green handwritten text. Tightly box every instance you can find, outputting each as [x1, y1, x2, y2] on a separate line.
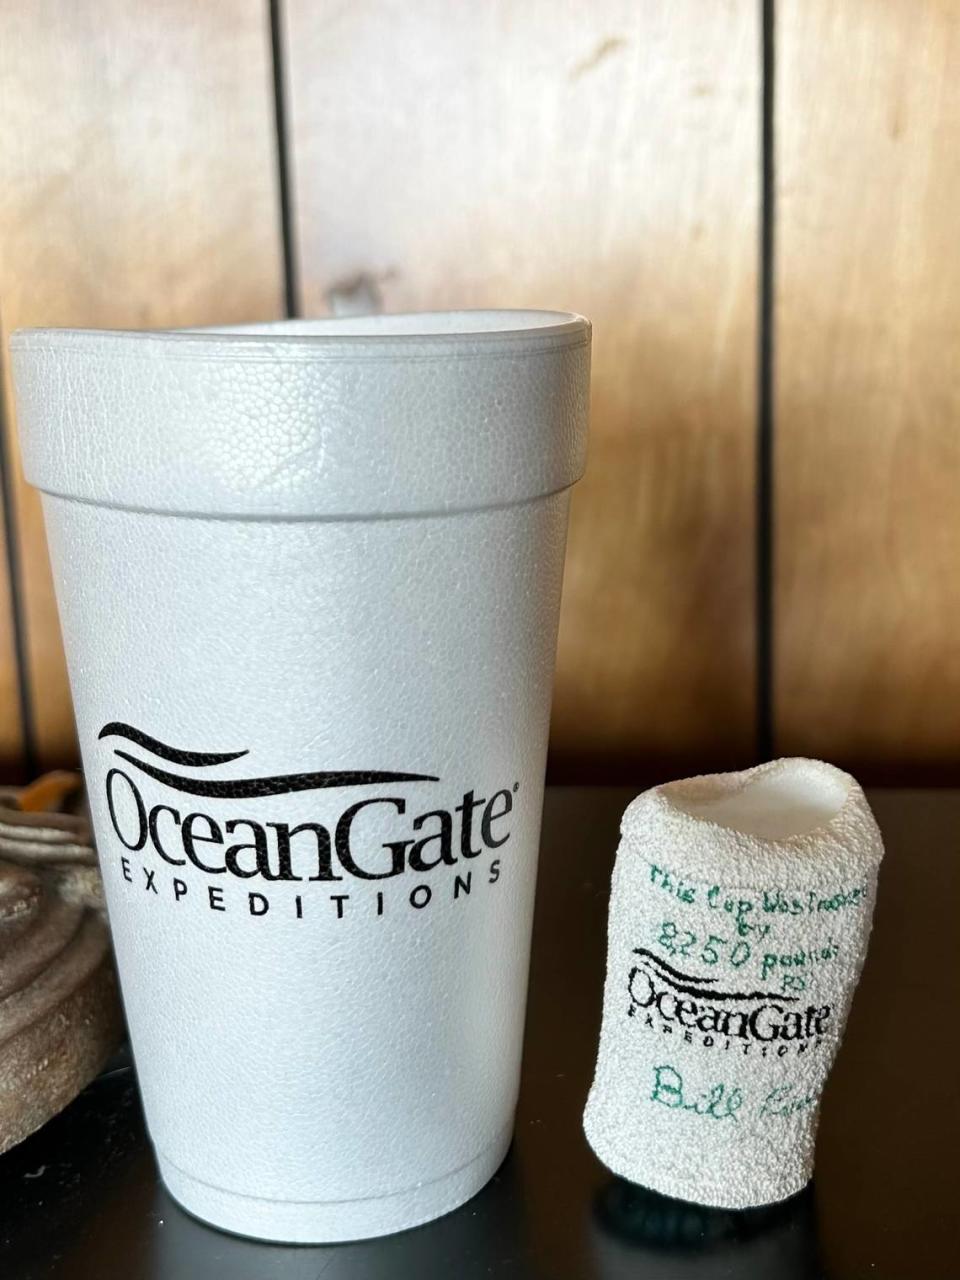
[650, 1064, 743, 1122]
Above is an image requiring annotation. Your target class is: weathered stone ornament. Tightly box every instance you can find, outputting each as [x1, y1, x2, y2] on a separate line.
[584, 758, 884, 1209]
[0, 773, 123, 1154]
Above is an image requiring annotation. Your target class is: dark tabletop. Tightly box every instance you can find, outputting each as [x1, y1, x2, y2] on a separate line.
[1, 787, 957, 1280]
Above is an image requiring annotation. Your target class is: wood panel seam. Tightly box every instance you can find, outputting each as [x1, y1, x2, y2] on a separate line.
[270, 0, 301, 319]
[757, 0, 776, 763]
[0, 309, 36, 778]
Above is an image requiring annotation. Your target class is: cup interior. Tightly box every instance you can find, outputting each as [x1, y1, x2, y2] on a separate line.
[664, 760, 852, 841]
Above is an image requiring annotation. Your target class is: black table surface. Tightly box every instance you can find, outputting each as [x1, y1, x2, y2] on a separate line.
[1, 787, 957, 1279]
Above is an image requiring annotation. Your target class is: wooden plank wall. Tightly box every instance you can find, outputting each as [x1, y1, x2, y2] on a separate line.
[280, 0, 759, 780]
[775, 0, 960, 780]
[0, 0, 284, 771]
[0, 498, 22, 770]
[1, 1, 959, 784]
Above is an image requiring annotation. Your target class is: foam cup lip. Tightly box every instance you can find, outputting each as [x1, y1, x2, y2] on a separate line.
[9, 310, 591, 362]
[620, 758, 878, 888]
[660, 758, 853, 840]
[9, 310, 591, 522]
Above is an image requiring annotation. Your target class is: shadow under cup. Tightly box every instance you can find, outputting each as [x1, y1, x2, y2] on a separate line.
[9, 311, 591, 1242]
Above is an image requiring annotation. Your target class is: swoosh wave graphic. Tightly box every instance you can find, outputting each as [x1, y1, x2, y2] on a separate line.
[112, 749, 438, 799]
[634, 946, 717, 986]
[632, 949, 797, 1004]
[98, 722, 248, 767]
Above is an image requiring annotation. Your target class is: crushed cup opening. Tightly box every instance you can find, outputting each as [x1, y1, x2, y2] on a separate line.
[662, 759, 853, 841]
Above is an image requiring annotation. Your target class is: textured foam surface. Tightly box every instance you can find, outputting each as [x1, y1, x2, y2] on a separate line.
[584, 758, 884, 1209]
[11, 312, 590, 1241]
[9, 312, 590, 518]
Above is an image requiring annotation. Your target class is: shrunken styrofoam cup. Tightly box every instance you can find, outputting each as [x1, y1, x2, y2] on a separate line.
[10, 311, 590, 1242]
[584, 759, 884, 1209]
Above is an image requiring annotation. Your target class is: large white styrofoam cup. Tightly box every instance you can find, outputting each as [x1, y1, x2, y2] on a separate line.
[10, 311, 590, 1241]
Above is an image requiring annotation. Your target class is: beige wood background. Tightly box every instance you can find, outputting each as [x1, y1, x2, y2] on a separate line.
[0, 498, 21, 768]
[775, 0, 960, 776]
[282, 0, 759, 778]
[1, 0, 959, 783]
[0, 0, 284, 771]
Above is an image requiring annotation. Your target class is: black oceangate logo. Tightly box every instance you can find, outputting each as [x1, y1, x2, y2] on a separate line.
[99, 722, 516, 921]
[627, 948, 831, 1058]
